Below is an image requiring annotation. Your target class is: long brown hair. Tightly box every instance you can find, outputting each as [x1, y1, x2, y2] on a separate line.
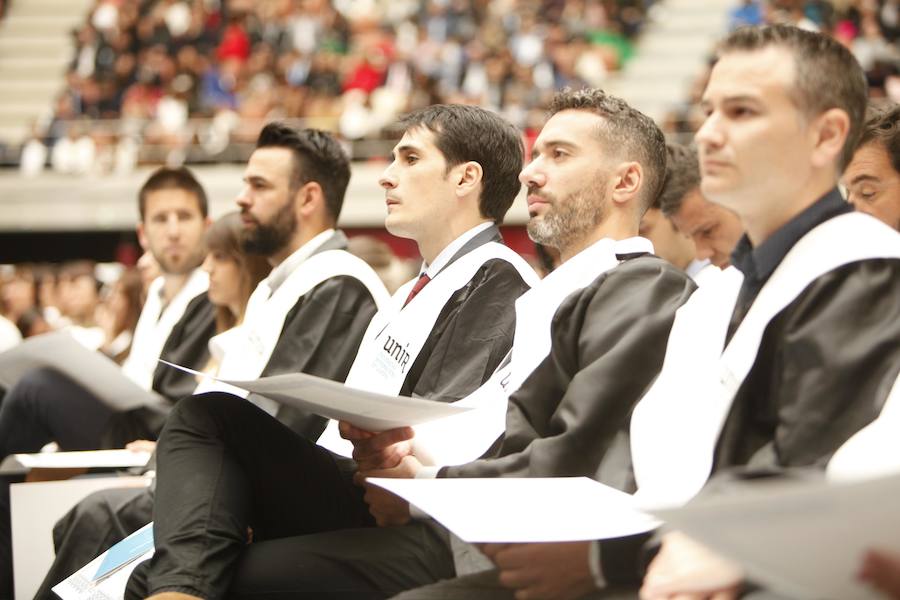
[205, 212, 271, 332]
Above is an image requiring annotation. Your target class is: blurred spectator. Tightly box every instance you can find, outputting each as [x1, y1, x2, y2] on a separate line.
[663, 0, 900, 139]
[42, 0, 655, 165]
[96, 268, 144, 363]
[1, 266, 37, 326]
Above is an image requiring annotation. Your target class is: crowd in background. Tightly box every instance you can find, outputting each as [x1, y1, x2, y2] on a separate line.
[23, 0, 651, 172]
[664, 0, 900, 139]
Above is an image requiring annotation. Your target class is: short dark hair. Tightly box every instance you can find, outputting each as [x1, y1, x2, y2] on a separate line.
[719, 24, 868, 171]
[255, 122, 351, 223]
[857, 102, 900, 174]
[397, 104, 524, 223]
[548, 88, 667, 213]
[138, 167, 209, 220]
[657, 143, 701, 217]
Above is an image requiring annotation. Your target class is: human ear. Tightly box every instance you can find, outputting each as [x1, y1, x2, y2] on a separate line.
[810, 108, 850, 170]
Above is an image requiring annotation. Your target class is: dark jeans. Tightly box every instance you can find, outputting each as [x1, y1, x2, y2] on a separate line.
[126, 392, 380, 599]
[0, 367, 120, 459]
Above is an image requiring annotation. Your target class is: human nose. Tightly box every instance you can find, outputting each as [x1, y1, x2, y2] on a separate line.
[379, 163, 397, 189]
[519, 157, 546, 188]
[694, 111, 724, 152]
[693, 237, 713, 261]
[236, 184, 251, 210]
[165, 214, 180, 238]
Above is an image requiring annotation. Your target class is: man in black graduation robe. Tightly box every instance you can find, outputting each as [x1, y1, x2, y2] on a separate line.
[124, 104, 534, 600]
[633, 26, 900, 600]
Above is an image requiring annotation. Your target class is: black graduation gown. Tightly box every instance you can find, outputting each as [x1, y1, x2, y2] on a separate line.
[442, 254, 696, 479]
[596, 259, 900, 588]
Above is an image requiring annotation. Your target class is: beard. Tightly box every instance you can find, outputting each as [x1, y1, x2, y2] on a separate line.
[241, 200, 297, 257]
[526, 175, 608, 251]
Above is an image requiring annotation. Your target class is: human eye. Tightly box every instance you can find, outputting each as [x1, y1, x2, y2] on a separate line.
[405, 154, 419, 165]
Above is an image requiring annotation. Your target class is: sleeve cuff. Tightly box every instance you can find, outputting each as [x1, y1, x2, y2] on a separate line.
[588, 540, 607, 589]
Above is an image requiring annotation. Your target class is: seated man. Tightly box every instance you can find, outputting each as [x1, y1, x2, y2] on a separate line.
[125, 104, 539, 600]
[34, 123, 390, 599]
[657, 144, 744, 270]
[842, 102, 900, 231]
[130, 88, 697, 600]
[631, 24, 900, 600]
[639, 143, 726, 279]
[0, 168, 216, 599]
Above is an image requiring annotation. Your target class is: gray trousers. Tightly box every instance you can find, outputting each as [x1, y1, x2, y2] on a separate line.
[390, 570, 639, 600]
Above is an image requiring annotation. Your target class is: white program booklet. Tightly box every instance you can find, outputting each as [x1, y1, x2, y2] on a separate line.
[369, 477, 660, 543]
[653, 471, 900, 600]
[13, 449, 152, 470]
[53, 523, 154, 600]
[161, 360, 472, 431]
[0, 332, 164, 411]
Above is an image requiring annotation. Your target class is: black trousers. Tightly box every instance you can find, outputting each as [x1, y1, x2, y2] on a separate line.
[0, 366, 153, 600]
[126, 392, 392, 599]
[0, 367, 119, 459]
[35, 485, 153, 600]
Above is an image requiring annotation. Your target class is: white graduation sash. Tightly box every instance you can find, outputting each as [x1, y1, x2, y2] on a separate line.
[195, 250, 391, 415]
[827, 371, 900, 482]
[412, 237, 653, 466]
[121, 268, 209, 391]
[632, 212, 900, 509]
[317, 242, 540, 456]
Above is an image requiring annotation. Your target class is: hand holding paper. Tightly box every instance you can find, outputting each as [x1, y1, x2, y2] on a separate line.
[339, 421, 414, 470]
[483, 541, 597, 600]
[358, 455, 423, 526]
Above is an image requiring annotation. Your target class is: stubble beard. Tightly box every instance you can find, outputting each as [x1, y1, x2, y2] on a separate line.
[526, 178, 608, 254]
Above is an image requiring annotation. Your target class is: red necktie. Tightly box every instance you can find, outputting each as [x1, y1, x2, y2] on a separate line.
[403, 273, 431, 307]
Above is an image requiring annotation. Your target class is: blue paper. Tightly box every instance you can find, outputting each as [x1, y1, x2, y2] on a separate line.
[92, 524, 154, 581]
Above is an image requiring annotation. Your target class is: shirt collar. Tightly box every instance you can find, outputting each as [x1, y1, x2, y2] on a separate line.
[267, 228, 336, 293]
[421, 221, 493, 278]
[730, 187, 851, 283]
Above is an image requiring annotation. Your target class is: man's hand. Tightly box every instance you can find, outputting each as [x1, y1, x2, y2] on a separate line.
[125, 440, 157, 453]
[356, 455, 424, 527]
[480, 541, 597, 600]
[640, 531, 743, 600]
[339, 421, 414, 470]
[859, 548, 900, 599]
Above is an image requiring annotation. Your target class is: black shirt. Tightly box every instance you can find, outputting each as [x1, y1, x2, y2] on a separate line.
[726, 187, 852, 342]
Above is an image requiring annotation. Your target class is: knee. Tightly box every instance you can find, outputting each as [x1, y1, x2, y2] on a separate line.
[3, 367, 66, 410]
[161, 392, 247, 442]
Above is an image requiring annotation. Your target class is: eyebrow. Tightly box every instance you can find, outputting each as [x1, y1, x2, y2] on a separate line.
[243, 174, 270, 185]
[847, 174, 880, 186]
[391, 143, 425, 160]
[532, 139, 577, 157]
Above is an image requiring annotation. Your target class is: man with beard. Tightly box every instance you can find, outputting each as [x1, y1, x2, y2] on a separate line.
[131, 89, 695, 600]
[0, 167, 217, 600]
[124, 104, 538, 600]
[34, 123, 391, 600]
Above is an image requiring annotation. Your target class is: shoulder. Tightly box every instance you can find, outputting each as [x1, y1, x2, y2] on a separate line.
[297, 274, 379, 310]
[570, 255, 696, 311]
[181, 291, 216, 322]
[467, 256, 534, 293]
[789, 257, 900, 318]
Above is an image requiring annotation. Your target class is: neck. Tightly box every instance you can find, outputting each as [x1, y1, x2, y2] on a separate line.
[269, 224, 330, 267]
[558, 211, 638, 263]
[417, 215, 490, 266]
[743, 177, 834, 247]
[161, 271, 191, 305]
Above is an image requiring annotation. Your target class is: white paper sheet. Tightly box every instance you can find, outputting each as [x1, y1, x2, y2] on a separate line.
[161, 360, 472, 431]
[368, 477, 660, 543]
[0, 331, 164, 411]
[13, 449, 151, 470]
[652, 471, 900, 600]
[53, 524, 154, 600]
